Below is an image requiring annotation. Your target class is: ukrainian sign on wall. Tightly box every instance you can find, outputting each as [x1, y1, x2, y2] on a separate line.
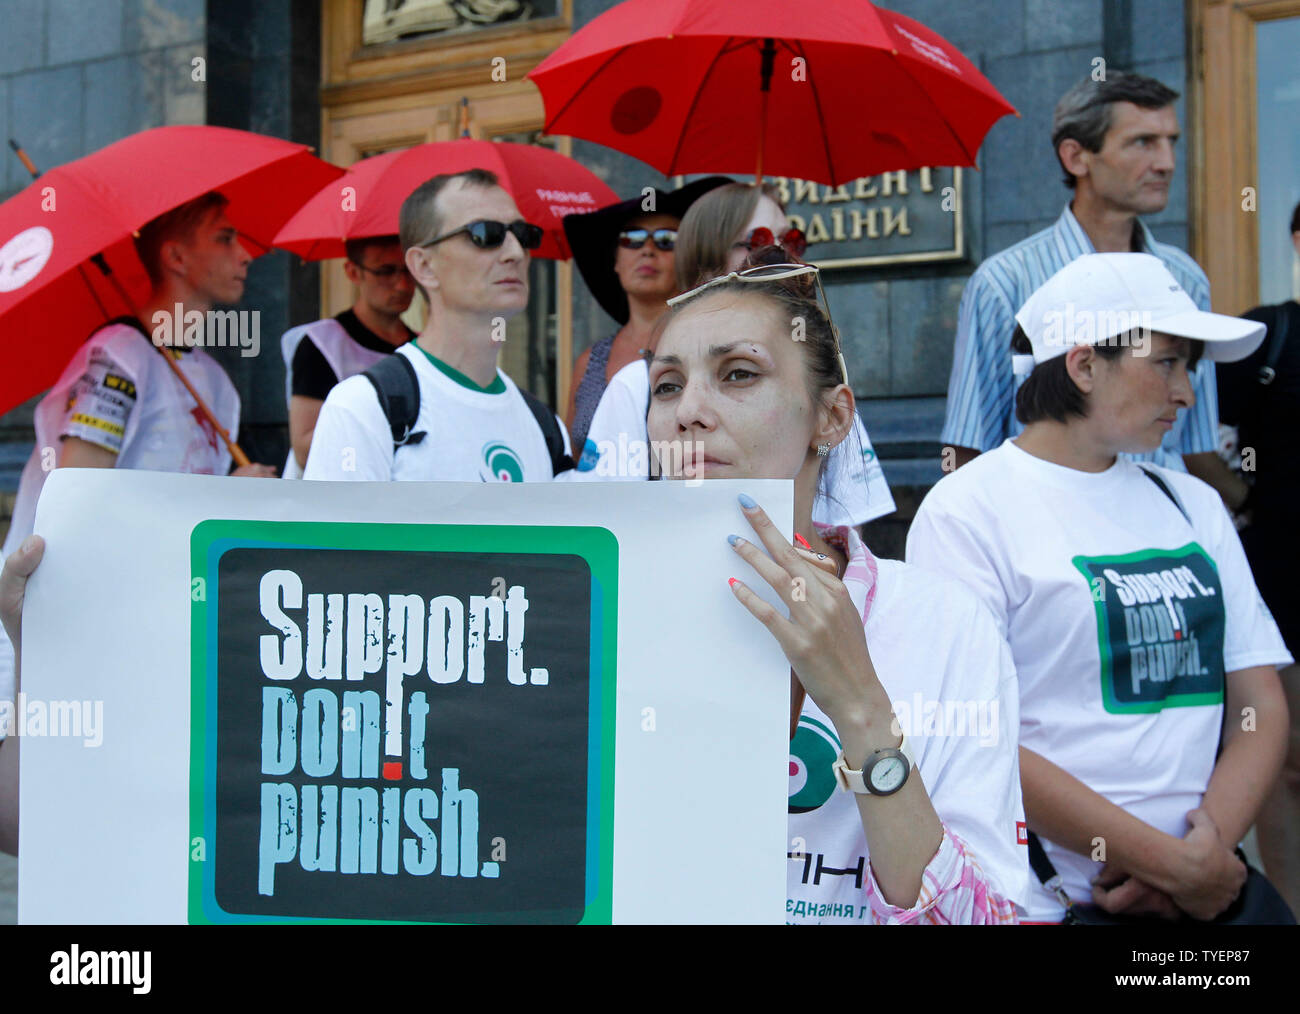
[774, 167, 964, 270]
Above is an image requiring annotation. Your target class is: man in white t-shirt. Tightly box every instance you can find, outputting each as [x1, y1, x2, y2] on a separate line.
[304, 170, 571, 482]
[908, 254, 1292, 922]
[280, 236, 417, 478]
[0, 192, 277, 747]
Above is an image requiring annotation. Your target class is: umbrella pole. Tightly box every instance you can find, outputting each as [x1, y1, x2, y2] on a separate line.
[7, 139, 39, 178]
[88, 255, 252, 468]
[755, 38, 776, 184]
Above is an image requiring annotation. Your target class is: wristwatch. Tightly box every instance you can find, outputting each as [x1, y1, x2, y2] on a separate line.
[832, 732, 916, 797]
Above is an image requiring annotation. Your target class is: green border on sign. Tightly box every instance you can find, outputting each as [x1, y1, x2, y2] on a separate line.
[1072, 542, 1225, 716]
[188, 520, 618, 924]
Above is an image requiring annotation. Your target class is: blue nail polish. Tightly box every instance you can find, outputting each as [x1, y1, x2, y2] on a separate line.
[727, 534, 741, 546]
[738, 493, 757, 510]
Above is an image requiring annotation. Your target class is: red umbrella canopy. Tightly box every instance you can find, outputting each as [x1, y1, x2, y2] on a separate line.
[528, 0, 1017, 185]
[0, 126, 342, 416]
[273, 139, 621, 261]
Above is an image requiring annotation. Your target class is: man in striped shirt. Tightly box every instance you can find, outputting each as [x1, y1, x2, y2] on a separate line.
[942, 72, 1239, 498]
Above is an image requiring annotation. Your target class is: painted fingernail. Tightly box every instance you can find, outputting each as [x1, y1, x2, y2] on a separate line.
[728, 578, 739, 588]
[738, 493, 757, 509]
[727, 534, 741, 546]
[793, 533, 811, 549]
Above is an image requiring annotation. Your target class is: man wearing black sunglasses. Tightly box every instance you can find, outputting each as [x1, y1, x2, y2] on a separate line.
[304, 169, 573, 484]
[279, 235, 417, 478]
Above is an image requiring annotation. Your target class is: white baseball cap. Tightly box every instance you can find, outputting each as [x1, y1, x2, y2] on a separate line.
[1014, 253, 1266, 365]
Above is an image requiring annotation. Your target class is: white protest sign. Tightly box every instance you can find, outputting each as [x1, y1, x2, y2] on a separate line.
[17, 471, 792, 924]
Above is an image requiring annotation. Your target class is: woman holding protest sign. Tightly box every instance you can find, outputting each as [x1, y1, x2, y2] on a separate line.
[907, 253, 1294, 924]
[644, 247, 1029, 923]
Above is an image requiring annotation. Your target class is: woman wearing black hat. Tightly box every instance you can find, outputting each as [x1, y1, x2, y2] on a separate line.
[563, 178, 731, 459]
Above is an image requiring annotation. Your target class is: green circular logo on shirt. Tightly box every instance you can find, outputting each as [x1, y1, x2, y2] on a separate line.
[789, 716, 841, 814]
[482, 441, 524, 483]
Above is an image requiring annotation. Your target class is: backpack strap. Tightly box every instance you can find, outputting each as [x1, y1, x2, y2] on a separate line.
[519, 387, 575, 477]
[1025, 831, 1076, 917]
[1137, 464, 1191, 526]
[362, 353, 426, 453]
[363, 352, 572, 475]
[1258, 302, 1294, 385]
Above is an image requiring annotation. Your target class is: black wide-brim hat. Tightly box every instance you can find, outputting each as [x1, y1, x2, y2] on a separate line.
[564, 176, 733, 325]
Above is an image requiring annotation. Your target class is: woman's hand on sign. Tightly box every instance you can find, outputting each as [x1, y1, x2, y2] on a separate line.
[727, 497, 888, 731]
[1, 535, 45, 687]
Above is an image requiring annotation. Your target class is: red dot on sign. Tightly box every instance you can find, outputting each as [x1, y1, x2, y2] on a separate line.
[789, 761, 798, 776]
[383, 762, 402, 780]
[1174, 630, 1182, 640]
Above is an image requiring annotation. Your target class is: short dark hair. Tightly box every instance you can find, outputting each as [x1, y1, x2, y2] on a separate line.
[1290, 200, 1300, 236]
[398, 168, 500, 251]
[1052, 72, 1180, 189]
[344, 235, 400, 265]
[1012, 326, 1203, 424]
[134, 191, 228, 286]
[1013, 325, 1125, 423]
[399, 168, 500, 301]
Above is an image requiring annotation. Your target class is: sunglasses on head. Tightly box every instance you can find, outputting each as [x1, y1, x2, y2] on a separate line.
[422, 219, 544, 251]
[619, 228, 677, 252]
[667, 263, 849, 386]
[736, 226, 808, 260]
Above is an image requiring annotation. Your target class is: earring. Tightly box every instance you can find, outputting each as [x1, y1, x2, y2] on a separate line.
[816, 442, 831, 458]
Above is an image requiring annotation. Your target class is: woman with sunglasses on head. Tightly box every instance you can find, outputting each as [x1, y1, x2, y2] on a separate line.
[646, 246, 1030, 923]
[675, 181, 808, 287]
[562, 179, 731, 463]
[907, 254, 1294, 924]
[576, 184, 895, 527]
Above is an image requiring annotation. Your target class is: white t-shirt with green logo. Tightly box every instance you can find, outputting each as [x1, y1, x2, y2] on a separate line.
[906, 439, 1292, 921]
[787, 529, 1032, 923]
[303, 342, 568, 483]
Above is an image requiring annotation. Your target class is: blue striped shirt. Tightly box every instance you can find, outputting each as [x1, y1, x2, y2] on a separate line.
[941, 204, 1217, 469]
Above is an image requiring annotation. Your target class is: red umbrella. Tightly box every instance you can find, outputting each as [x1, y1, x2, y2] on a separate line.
[527, 0, 1017, 185]
[273, 139, 620, 261]
[0, 126, 343, 423]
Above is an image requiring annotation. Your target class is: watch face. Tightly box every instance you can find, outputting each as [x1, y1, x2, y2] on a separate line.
[868, 755, 907, 794]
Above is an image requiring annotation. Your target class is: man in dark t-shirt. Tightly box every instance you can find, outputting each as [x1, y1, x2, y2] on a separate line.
[1217, 202, 1300, 915]
[280, 236, 417, 475]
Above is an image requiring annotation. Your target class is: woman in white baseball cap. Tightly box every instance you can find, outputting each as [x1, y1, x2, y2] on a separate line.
[907, 252, 1294, 924]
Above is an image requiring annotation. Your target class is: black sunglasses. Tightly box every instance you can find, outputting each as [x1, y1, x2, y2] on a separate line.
[349, 260, 413, 282]
[619, 227, 677, 252]
[423, 219, 543, 251]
